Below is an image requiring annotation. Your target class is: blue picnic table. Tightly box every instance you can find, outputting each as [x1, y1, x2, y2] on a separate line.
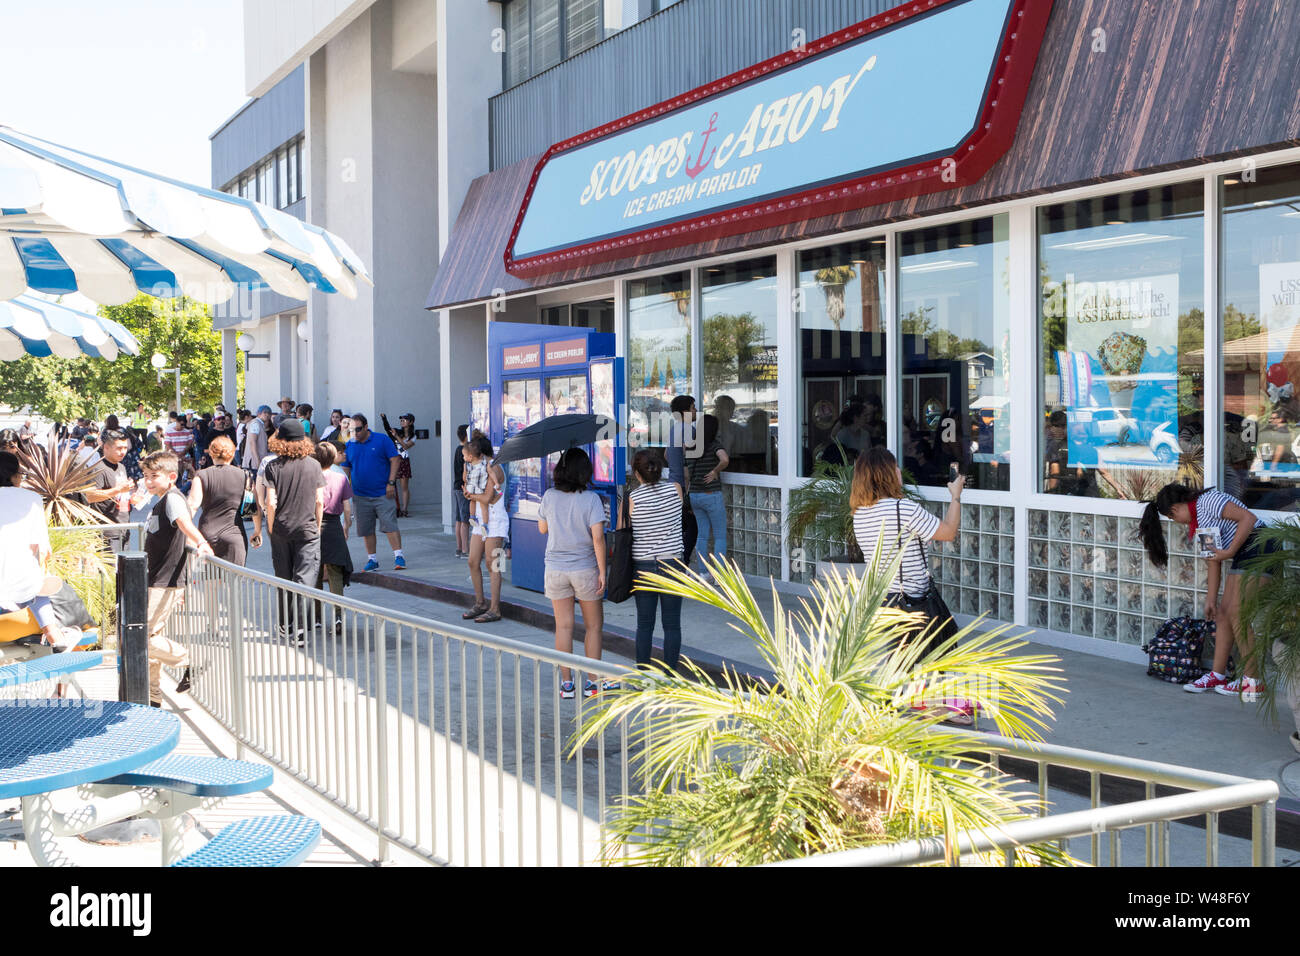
[0, 699, 317, 866]
[0, 651, 105, 692]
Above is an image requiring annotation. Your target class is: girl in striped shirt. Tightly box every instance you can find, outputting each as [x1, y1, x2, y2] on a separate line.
[628, 449, 684, 669]
[1140, 484, 1273, 700]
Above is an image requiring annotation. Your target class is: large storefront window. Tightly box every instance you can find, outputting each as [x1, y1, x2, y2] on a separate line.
[899, 215, 1011, 491]
[700, 257, 778, 475]
[628, 272, 690, 450]
[796, 238, 887, 476]
[1222, 163, 1300, 511]
[1038, 183, 1205, 498]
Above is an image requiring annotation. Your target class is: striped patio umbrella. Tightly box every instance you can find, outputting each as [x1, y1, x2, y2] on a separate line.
[0, 293, 139, 361]
[0, 126, 371, 306]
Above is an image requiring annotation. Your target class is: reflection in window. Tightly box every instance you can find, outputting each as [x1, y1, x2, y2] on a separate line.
[628, 273, 690, 450]
[1038, 184, 1204, 499]
[797, 238, 887, 476]
[1222, 163, 1300, 511]
[899, 216, 1011, 491]
[701, 257, 778, 475]
[503, 0, 606, 88]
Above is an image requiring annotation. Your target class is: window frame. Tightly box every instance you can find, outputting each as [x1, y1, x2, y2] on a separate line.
[502, 0, 606, 90]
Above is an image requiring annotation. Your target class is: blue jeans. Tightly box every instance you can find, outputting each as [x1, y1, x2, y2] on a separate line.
[688, 491, 727, 568]
[633, 560, 683, 668]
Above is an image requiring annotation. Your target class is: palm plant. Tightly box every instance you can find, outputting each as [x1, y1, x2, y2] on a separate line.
[572, 555, 1070, 866]
[814, 265, 858, 328]
[786, 451, 923, 564]
[46, 525, 116, 632]
[1237, 523, 1300, 721]
[18, 437, 107, 526]
[787, 450, 860, 561]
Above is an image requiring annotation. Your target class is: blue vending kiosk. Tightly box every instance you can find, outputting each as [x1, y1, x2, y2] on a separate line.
[473, 323, 624, 593]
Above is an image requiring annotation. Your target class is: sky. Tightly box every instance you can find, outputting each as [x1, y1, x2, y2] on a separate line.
[0, 0, 248, 188]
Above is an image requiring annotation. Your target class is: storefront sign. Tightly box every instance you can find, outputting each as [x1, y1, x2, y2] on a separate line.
[503, 343, 541, 370]
[545, 337, 588, 366]
[506, 0, 1052, 276]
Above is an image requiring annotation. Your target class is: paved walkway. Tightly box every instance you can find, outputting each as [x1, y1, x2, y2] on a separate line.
[237, 501, 1300, 801]
[0, 661, 387, 867]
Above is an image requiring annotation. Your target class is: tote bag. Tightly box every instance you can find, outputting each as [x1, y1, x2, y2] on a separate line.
[606, 486, 635, 604]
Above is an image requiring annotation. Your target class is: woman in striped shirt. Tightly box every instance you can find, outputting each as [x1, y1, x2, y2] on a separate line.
[1140, 484, 1273, 700]
[850, 447, 964, 604]
[628, 449, 685, 669]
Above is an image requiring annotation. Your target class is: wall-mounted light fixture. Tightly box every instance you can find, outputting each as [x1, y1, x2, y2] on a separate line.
[236, 332, 270, 362]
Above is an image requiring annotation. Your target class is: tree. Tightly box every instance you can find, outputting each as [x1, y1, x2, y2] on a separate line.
[98, 295, 234, 413]
[0, 294, 239, 420]
[702, 311, 765, 395]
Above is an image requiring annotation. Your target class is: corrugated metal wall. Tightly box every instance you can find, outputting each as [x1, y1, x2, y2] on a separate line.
[489, 0, 899, 169]
[210, 64, 305, 189]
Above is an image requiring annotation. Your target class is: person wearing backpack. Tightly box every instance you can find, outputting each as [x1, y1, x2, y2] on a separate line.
[1139, 483, 1273, 699]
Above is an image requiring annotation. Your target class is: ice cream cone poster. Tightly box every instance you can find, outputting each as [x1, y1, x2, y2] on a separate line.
[1060, 272, 1178, 405]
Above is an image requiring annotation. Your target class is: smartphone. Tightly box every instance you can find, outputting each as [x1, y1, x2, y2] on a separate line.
[949, 464, 962, 482]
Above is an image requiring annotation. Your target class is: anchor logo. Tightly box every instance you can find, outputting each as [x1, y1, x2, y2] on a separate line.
[684, 112, 719, 179]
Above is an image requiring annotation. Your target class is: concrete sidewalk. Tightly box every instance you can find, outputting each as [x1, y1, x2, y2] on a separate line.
[240, 501, 1300, 806]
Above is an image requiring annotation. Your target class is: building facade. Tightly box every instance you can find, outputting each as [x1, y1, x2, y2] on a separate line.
[217, 0, 677, 504]
[428, 0, 1300, 663]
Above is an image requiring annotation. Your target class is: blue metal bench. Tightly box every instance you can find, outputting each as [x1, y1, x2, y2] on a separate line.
[100, 754, 273, 797]
[0, 651, 104, 692]
[171, 815, 321, 867]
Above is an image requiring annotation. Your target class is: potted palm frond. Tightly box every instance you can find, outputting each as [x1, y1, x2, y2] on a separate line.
[1238, 523, 1300, 739]
[17, 439, 116, 644]
[786, 447, 922, 579]
[18, 437, 108, 526]
[572, 556, 1070, 866]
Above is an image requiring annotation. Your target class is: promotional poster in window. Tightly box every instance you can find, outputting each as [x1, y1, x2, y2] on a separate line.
[1050, 273, 1182, 474]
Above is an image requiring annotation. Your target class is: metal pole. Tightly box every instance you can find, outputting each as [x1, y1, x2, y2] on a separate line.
[173, 368, 182, 414]
[116, 551, 149, 704]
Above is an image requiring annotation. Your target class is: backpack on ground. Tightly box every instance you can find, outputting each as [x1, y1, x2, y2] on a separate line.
[1142, 617, 1214, 684]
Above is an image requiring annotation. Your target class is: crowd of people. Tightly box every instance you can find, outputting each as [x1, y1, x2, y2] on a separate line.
[0, 396, 419, 706]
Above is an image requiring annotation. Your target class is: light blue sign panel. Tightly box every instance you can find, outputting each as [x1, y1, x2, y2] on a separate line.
[513, 0, 1014, 259]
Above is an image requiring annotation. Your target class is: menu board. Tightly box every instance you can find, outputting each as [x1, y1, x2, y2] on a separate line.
[591, 360, 615, 485]
[503, 378, 543, 516]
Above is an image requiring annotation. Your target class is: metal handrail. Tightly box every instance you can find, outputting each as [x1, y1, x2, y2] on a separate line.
[168, 553, 1279, 868]
[769, 780, 1279, 867]
[195, 552, 626, 678]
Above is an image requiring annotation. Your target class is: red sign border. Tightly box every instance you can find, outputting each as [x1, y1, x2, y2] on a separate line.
[504, 0, 1052, 278]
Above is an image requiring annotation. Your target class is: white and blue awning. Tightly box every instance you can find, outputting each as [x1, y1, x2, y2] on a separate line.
[0, 126, 371, 306]
[0, 293, 139, 361]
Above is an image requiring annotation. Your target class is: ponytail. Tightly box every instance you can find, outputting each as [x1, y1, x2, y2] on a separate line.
[1139, 481, 1201, 568]
[1139, 500, 1168, 567]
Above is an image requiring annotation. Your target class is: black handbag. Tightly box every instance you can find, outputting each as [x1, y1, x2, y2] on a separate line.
[606, 486, 635, 604]
[885, 500, 959, 651]
[681, 492, 698, 564]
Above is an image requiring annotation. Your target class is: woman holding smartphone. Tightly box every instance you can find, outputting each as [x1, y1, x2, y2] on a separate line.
[1139, 483, 1273, 699]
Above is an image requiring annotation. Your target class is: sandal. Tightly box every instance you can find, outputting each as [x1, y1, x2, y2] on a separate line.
[474, 611, 502, 623]
[462, 605, 488, 619]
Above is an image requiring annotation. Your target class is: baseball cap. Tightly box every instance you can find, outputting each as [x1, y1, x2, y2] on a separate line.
[275, 419, 306, 441]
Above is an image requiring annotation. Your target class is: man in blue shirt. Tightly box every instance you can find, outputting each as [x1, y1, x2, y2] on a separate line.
[343, 412, 406, 570]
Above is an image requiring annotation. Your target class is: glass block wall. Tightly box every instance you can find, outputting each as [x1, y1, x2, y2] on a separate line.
[1026, 509, 1207, 646]
[721, 484, 783, 578]
[923, 501, 1016, 624]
